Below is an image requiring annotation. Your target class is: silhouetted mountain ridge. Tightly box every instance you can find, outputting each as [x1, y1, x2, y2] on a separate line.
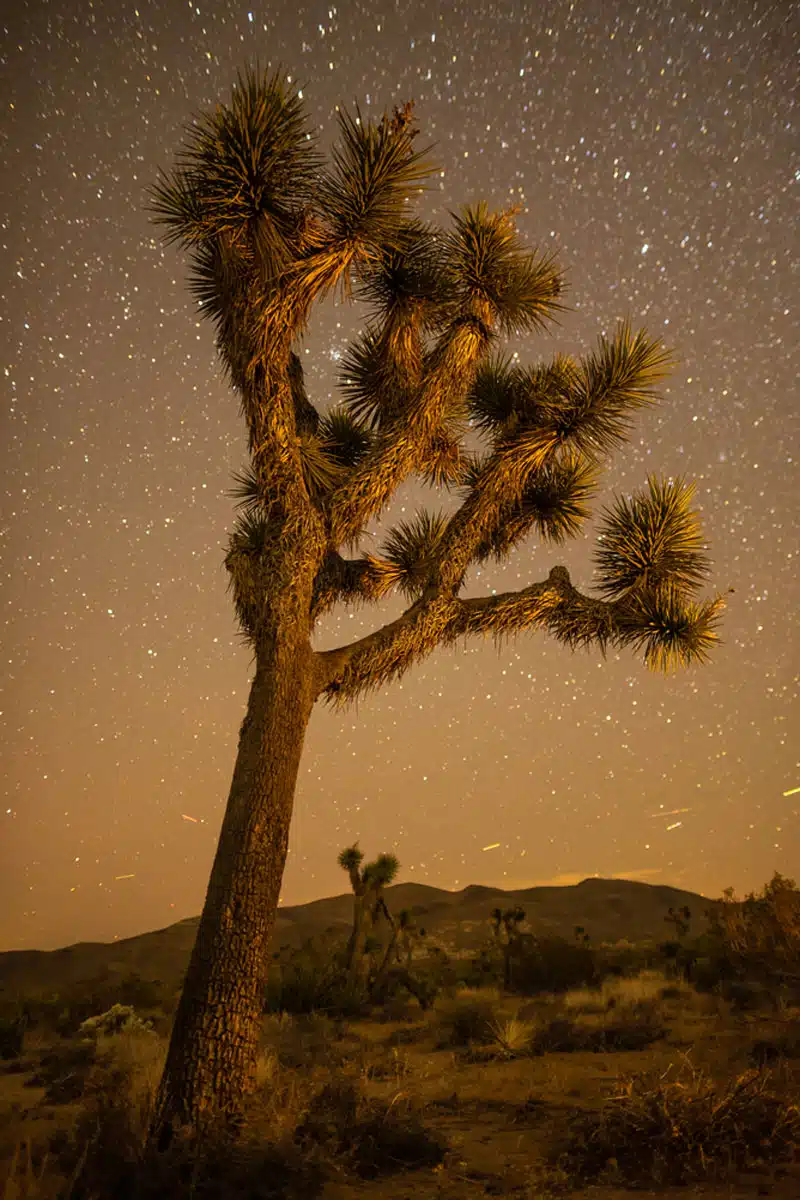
[0, 877, 709, 998]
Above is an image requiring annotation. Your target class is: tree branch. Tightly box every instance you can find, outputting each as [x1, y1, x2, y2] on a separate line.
[315, 566, 613, 702]
[310, 551, 388, 622]
[314, 564, 724, 702]
[328, 316, 491, 546]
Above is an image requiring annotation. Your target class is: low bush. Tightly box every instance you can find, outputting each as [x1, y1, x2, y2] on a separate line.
[532, 1012, 666, 1055]
[0, 1013, 26, 1061]
[552, 1064, 800, 1186]
[265, 939, 365, 1017]
[297, 1080, 446, 1178]
[432, 989, 500, 1046]
[79, 1004, 155, 1039]
[750, 1026, 800, 1065]
[509, 936, 597, 995]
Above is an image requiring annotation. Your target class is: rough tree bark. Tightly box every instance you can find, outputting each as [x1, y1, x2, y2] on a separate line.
[150, 625, 316, 1146]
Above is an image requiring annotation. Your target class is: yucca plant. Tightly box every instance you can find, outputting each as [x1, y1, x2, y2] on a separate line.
[148, 67, 723, 1143]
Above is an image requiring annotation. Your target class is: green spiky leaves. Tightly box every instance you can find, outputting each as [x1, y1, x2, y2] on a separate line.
[476, 453, 599, 560]
[150, 67, 316, 257]
[355, 219, 449, 327]
[297, 410, 373, 500]
[594, 477, 722, 671]
[617, 586, 725, 670]
[484, 326, 670, 477]
[372, 510, 449, 599]
[595, 477, 710, 599]
[338, 843, 364, 873]
[362, 853, 399, 887]
[315, 105, 436, 273]
[442, 203, 563, 335]
[339, 326, 403, 428]
[468, 355, 521, 433]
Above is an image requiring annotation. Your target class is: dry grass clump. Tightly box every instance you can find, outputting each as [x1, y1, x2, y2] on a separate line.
[432, 988, 501, 1047]
[562, 969, 681, 1013]
[749, 1023, 800, 1066]
[295, 1080, 446, 1179]
[532, 1009, 666, 1055]
[2, 1140, 60, 1200]
[47, 1028, 165, 1196]
[552, 1062, 800, 1187]
[486, 1016, 535, 1058]
[260, 1011, 354, 1071]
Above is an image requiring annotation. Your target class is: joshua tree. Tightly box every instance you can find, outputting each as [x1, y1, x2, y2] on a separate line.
[491, 905, 527, 989]
[148, 67, 723, 1141]
[338, 843, 399, 979]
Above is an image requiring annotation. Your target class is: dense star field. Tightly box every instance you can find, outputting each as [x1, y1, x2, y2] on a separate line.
[2, 0, 797, 950]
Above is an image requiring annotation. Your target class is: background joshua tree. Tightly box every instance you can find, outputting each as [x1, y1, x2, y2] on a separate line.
[491, 906, 528, 989]
[148, 66, 723, 1141]
[337, 844, 400, 980]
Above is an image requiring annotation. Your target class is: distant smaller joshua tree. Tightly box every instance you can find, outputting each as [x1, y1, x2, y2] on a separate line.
[665, 905, 692, 940]
[338, 843, 399, 980]
[491, 905, 527, 989]
[337, 844, 431, 1007]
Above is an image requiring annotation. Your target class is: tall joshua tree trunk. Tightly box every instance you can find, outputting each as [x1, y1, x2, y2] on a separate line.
[151, 625, 316, 1145]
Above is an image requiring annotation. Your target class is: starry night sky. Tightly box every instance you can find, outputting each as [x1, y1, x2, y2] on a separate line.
[2, 0, 798, 951]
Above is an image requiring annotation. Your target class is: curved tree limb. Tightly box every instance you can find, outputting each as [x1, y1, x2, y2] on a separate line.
[314, 564, 724, 702]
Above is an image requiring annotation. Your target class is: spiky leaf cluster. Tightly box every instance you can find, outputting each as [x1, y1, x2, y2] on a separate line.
[373, 510, 449, 599]
[362, 853, 400, 887]
[595, 477, 710, 599]
[474, 453, 598, 560]
[616, 585, 724, 670]
[313, 106, 433, 274]
[355, 219, 450, 327]
[150, 67, 316, 256]
[337, 843, 364, 873]
[440, 204, 563, 335]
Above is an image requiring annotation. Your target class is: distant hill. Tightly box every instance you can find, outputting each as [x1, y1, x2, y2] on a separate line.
[0, 877, 710, 1000]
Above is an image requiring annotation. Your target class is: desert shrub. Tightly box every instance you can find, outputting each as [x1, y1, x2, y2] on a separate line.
[594, 940, 653, 979]
[749, 1026, 800, 1065]
[690, 874, 800, 1003]
[296, 1080, 446, 1178]
[25, 1040, 98, 1104]
[51, 1028, 166, 1196]
[552, 1064, 800, 1186]
[0, 1013, 26, 1061]
[508, 936, 597, 994]
[532, 1011, 666, 1055]
[265, 938, 365, 1017]
[80, 1004, 155, 1039]
[419, 946, 461, 992]
[432, 989, 500, 1046]
[260, 1012, 353, 1071]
